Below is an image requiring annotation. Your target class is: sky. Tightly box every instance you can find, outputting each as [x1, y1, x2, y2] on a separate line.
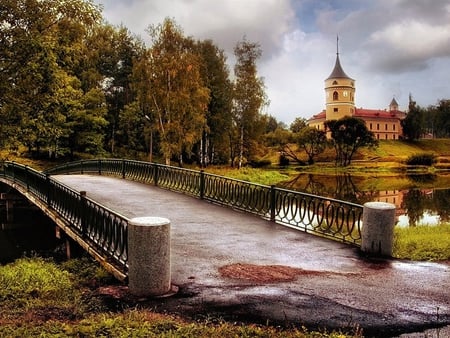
[94, 0, 450, 125]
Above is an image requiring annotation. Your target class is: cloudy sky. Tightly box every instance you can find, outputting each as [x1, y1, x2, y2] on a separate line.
[95, 0, 450, 125]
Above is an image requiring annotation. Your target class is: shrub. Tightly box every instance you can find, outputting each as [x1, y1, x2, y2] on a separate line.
[279, 154, 290, 166]
[249, 159, 271, 168]
[405, 153, 437, 166]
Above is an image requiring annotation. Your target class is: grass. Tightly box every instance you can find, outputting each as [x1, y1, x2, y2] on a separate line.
[393, 223, 450, 261]
[0, 257, 362, 337]
[205, 166, 291, 186]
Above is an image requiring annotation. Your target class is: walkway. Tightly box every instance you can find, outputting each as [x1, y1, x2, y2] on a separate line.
[54, 174, 449, 337]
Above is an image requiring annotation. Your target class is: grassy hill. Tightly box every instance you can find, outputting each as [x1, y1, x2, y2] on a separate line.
[258, 139, 450, 173]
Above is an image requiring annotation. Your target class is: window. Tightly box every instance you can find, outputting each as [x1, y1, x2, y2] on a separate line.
[377, 124, 380, 130]
[385, 124, 388, 130]
[370, 123, 373, 130]
[385, 134, 388, 140]
[393, 124, 396, 131]
[393, 135, 396, 140]
[332, 80, 338, 85]
[333, 91, 338, 100]
[334, 108, 338, 112]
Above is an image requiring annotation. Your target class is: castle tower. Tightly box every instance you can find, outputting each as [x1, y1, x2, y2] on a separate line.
[325, 37, 355, 121]
[389, 97, 399, 111]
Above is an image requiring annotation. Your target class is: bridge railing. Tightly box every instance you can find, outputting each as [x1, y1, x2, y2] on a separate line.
[1, 162, 128, 275]
[45, 159, 363, 245]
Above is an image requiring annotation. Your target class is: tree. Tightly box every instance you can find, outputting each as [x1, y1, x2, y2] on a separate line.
[81, 24, 145, 154]
[425, 100, 450, 138]
[0, 0, 103, 156]
[195, 39, 233, 165]
[136, 18, 210, 165]
[401, 94, 425, 141]
[232, 38, 268, 168]
[290, 117, 307, 133]
[325, 117, 377, 166]
[296, 127, 327, 164]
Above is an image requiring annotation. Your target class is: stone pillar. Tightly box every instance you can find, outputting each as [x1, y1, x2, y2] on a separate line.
[128, 217, 171, 297]
[361, 202, 396, 257]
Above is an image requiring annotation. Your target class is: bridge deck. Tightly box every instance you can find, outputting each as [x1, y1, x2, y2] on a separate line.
[53, 174, 450, 335]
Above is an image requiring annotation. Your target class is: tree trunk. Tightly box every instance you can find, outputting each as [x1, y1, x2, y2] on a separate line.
[238, 125, 244, 169]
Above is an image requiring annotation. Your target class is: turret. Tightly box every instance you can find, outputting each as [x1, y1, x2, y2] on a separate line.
[324, 37, 355, 121]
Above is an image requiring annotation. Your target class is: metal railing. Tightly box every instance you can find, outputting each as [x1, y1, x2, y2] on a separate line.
[46, 159, 363, 245]
[0, 162, 128, 275]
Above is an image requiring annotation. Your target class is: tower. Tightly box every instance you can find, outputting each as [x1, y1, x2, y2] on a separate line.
[324, 37, 355, 121]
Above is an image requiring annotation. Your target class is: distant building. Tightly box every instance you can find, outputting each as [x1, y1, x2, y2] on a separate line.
[308, 44, 406, 140]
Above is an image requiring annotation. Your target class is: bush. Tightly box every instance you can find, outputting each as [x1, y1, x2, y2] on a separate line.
[279, 154, 290, 166]
[249, 159, 271, 168]
[405, 153, 437, 166]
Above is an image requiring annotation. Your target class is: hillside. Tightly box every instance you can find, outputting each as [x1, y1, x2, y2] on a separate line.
[259, 139, 450, 172]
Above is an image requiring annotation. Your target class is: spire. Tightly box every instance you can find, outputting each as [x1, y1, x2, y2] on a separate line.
[337, 35, 339, 55]
[326, 36, 353, 80]
[389, 97, 399, 111]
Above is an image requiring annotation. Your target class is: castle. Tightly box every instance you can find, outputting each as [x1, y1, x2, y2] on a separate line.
[307, 43, 406, 140]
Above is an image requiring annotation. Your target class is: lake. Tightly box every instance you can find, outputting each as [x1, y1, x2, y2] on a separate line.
[279, 172, 450, 227]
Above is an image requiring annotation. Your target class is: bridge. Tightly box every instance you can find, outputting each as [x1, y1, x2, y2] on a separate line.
[0, 159, 363, 280]
[1, 159, 449, 335]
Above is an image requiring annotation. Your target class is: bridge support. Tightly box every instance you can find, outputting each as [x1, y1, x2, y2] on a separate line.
[361, 202, 396, 257]
[128, 216, 172, 297]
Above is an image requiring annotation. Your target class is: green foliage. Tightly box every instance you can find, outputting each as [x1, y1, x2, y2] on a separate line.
[290, 117, 308, 133]
[405, 153, 437, 166]
[401, 97, 425, 140]
[0, 258, 73, 301]
[207, 167, 289, 186]
[0, 258, 361, 337]
[249, 159, 272, 168]
[232, 38, 268, 168]
[325, 117, 378, 166]
[393, 224, 450, 261]
[296, 127, 327, 164]
[195, 39, 233, 165]
[60, 257, 115, 286]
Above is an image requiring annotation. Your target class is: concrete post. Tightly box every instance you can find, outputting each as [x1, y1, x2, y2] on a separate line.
[128, 217, 171, 297]
[361, 202, 396, 257]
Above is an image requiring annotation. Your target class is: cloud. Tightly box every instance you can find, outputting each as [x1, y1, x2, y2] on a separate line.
[96, 0, 450, 123]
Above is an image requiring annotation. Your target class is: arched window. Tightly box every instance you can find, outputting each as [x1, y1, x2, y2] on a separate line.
[332, 80, 338, 85]
[333, 91, 338, 100]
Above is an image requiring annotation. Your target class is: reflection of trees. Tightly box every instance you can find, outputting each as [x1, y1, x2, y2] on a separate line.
[406, 174, 436, 184]
[431, 189, 450, 222]
[401, 189, 428, 226]
[280, 173, 379, 204]
[281, 174, 450, 226]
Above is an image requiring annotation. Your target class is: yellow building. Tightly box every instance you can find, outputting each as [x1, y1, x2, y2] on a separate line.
[308, 48, 406, 140]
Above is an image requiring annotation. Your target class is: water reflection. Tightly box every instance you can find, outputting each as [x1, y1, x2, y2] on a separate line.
[0, 183, 62, 264]
[280, 173, 450, 227]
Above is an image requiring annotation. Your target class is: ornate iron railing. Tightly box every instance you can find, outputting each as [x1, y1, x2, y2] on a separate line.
[0, 162, 128, 275]
[46, 159, 363, 245]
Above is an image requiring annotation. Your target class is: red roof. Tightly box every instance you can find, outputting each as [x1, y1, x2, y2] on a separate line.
[354, 108, 405, 120]
[308, 108, 405, 123]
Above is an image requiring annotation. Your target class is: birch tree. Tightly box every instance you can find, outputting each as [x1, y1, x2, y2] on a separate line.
[136, 18, 210, 165]
[232, 38, 267, 168]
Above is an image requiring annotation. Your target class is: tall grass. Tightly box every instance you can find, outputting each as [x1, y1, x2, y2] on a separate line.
[393, 224, 450, 261]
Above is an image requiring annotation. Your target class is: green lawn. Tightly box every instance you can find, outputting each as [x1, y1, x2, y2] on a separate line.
[393, 224, 450, 261]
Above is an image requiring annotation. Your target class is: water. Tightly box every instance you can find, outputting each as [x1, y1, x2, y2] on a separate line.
[0, 184, 62, 264]
[279, 173, 450, 227]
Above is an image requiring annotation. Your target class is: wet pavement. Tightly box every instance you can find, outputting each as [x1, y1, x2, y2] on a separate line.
[53, 174, 450, 337]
